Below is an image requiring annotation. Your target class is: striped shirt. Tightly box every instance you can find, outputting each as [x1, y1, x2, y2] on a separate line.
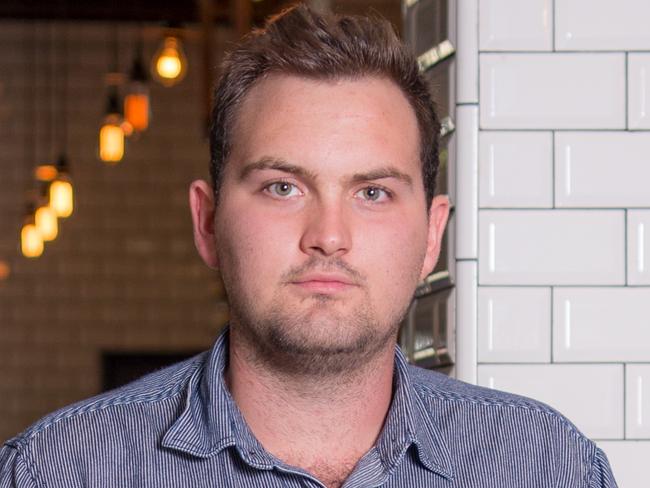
[1, 327, 617, 487]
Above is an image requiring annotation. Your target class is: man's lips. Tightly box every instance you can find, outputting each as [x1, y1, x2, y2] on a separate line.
[290, 273, 358, 293]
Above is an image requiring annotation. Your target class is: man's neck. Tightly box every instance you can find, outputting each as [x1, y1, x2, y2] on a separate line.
[224, 331, 396, 486]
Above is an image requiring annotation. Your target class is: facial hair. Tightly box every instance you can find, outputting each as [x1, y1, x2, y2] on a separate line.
[224, 256, 415, 380]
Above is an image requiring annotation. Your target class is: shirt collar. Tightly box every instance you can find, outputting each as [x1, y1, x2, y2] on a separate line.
[162, 326, 453, 479]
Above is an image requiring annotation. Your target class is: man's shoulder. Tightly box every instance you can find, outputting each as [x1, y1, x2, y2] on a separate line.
[407, 363, 590, 443]
[5, 351, 207, 450]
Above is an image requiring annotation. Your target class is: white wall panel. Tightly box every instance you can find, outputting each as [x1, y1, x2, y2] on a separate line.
[457, 0, 479, 103]
[480, 54, 625, 129]
[455, 261, 478, 384]
[554, 288, 650, 362]
[598, 441, 650, 488]
[556, 0, 650, 51]
[555, 132, 650, 207]
[479, 0, 552, 51]
[479, 131, 552, 208]
[478, 364, 624, 439]
[478, 287, 550, 363]
[455, 106, 479, 259]
[479, 210, 625, 285]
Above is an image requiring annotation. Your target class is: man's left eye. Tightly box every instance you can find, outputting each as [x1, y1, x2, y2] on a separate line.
[356, 186, 391, 202]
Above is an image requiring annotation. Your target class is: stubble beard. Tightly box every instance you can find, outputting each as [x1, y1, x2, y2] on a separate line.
[227, 284, 411, 381]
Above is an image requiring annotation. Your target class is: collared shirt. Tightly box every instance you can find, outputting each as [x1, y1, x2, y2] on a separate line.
[1, 327, 617, 487]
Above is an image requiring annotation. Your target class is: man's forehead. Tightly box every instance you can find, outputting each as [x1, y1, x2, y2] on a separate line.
[228, 74, 421, 168]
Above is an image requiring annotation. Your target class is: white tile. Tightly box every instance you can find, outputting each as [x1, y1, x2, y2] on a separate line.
[480, 54, 625, 129]
[479, 131, 552, 208]
[626, 365, 650, 439]
[455, 106, 478, 259]
[554, 288, 650, 362]
[556, 0, 650, 51]
[555, 132, 650, 208]
[597, 441, 650, 488]
[478, 287, 550, 363]
[628, 54, 650, 129]
[479, 0, 552, 51]
[478, 364, 623, 439]
[628, 211, 650, 285]
[479, 210, 625, 285]
[457, 0, 478, 103]
[455, 261, 478, 384]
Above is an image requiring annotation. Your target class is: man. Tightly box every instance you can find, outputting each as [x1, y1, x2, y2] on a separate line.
[1, 4, 617, 487]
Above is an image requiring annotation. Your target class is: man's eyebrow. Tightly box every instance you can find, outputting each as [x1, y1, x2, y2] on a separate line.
[349, 167, 413, 187]
[238, 157, 319, 182]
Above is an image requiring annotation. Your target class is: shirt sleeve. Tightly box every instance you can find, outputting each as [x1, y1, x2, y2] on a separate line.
[588, 447, 618, 488]
[0, 445, 38, 488]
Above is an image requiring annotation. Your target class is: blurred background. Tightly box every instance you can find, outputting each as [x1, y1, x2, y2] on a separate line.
[2, 1, 650, 486]
[0, 0, 402, 443]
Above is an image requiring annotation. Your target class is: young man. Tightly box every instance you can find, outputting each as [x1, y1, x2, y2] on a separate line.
[1, 5, 617, 487]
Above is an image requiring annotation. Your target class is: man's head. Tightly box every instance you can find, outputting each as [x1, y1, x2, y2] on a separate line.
[190, 4, 449, 378]
[209, 3, 441, 210]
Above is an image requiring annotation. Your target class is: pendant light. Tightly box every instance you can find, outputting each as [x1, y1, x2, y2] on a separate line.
[124, 35, 150, 132]
[35, 183, 58, 242]
[152, 27, 187, 87]
[21, 203, 44, 258]
[100, 26, 125, 164]
[49, 154, 73, 217]
[99, 85, 125, 163]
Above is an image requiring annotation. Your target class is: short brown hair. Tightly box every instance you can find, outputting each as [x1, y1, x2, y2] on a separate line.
[209, 3, 440, 208]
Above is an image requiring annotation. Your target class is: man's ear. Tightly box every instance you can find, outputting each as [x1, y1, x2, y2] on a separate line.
[189, 180, 219, 270]
[419, 195, 450, 281]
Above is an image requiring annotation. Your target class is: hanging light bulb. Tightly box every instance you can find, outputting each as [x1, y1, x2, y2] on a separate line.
[21, 204, 44, 258]
[99, 86, 125, 163]
[35, 184, 58, 242]
[124, 41, 150, 132]
[34, 164, 58, 182]
[152, 33, 187, 87]
[50, 154, 73, 218]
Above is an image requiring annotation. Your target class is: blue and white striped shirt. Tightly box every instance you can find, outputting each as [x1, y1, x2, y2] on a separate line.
[1, 327, 617, 487]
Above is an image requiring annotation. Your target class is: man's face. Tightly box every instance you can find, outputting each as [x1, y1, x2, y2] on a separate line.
[191, 74, 448, 376]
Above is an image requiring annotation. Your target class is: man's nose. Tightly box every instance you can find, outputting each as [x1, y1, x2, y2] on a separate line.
[299, 199, 352, 257]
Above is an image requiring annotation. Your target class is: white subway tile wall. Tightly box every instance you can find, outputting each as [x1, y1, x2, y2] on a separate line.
[478, 210, 625, 285]
[477, 364, 624, 439]
[480, 53, 625, 129]
[553, 288, 650, 362]
[477, 287, 551, 363]
[463, 0, 650, 478]
[555, 132, 650, 207]
[479, 131, 552, 208]
[479, 0, 552, 51]
[626, 365, 650, 439]
[555, 0, 650, 51]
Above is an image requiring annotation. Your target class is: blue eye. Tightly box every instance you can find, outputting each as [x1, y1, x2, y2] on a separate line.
[266, 181, 300, 198]
[357, 186, 390, 202]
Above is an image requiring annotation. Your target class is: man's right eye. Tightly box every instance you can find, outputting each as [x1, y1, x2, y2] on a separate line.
[264, 181, 301, 198]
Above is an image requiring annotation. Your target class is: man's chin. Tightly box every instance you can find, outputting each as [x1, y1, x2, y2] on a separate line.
[245, 321, 396, 378]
